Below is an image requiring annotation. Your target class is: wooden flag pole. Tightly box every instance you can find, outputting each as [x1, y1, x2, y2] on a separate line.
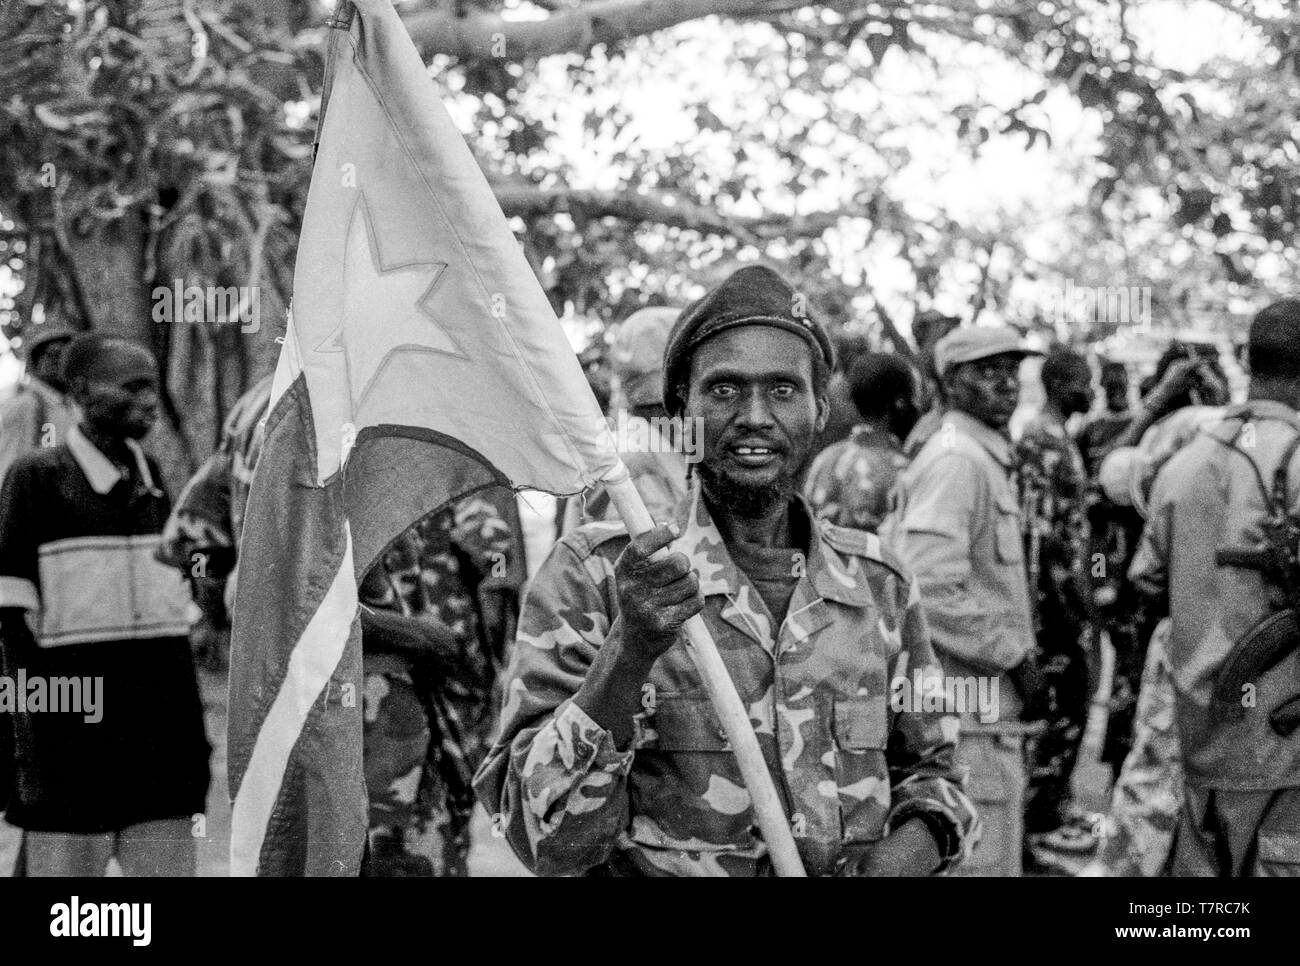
[604, 475, 807, 877]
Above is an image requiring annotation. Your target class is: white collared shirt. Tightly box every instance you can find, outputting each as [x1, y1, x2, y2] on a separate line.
[66, 424, 162, 497]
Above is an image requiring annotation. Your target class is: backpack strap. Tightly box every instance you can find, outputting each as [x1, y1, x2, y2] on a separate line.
[1272, 430, 1300, 515]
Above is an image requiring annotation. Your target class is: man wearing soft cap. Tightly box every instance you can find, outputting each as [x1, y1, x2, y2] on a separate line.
[476, 265, 977, 876]
[882, 325, 1043, 876]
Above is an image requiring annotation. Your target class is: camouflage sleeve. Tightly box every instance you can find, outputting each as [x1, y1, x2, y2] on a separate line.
[449, 492, 514, 578]
[1127, 472, 1170, 602]
[883, 573, 980, 872]
[803, 445, 844, 524]
[1097, 619, 1182, 876]
[472, 537, 635, 876]
[155, 451, 236, 574]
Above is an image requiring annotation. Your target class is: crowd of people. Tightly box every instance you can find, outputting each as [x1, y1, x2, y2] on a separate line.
[1, 266, 1298, 877]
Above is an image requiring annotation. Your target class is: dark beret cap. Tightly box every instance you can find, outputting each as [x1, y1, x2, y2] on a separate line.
[662, 265, 834, 414]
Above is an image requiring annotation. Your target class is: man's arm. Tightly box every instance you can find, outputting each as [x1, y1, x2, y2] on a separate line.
[449, 492, 516, 581]
[472, 523, 701, 875]
[1128, 469, 1172, 605]
[0, 459, 41, 620]
[471, 537, 637, 877]
[889, 452, 1006, 669]
[0, 460, 41, 816]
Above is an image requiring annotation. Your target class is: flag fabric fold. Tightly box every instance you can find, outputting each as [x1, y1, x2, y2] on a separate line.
[228, 0, 620, 876]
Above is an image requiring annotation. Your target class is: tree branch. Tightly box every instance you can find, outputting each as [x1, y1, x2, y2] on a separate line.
[492, 182, 855, 242]
[403, 0, 818, 60]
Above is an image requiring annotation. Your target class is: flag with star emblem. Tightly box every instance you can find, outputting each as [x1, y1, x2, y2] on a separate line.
[227, 0, 621, 876]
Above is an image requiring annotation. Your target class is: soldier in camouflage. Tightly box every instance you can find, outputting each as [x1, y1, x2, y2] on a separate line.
[804, 353, 921, 533]
[156, 377, 523, 876]
[475, 265, 978, 876]
[361, 491, 520, 876]
[1015, 347, 1097, 856]
[1084, 619, 1181, 877]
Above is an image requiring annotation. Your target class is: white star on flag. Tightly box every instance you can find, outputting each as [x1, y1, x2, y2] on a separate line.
[317, 195, 467, 410]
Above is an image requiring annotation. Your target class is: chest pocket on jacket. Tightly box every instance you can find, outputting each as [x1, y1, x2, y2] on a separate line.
[639, 693, 732, 751]
[832, 696, 891, 843]
[993, 494, 1024, 566]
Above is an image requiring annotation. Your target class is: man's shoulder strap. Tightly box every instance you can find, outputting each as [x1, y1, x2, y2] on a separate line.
[1273, 431, 1300, 512]
[1206, 410, 1300, 514]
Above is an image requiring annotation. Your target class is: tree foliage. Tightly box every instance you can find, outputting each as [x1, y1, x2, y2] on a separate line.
[1, 0, 1295, 475]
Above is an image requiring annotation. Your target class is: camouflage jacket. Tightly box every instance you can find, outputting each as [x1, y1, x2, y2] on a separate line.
[474, 485, 978, 877]
[804, 425, 909, 533]
[1014, 411, 1091, 626]
[0, 377, 77, 486]
[360, 491, 518, 687]
[1097, 619, 1181, 877]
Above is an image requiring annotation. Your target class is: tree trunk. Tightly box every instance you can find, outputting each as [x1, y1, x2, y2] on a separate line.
[62, 209, 197, 493]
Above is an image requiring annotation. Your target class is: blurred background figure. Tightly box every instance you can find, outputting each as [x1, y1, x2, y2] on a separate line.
[359, 492, 522, 877]
[1126, 300, 1300, 876]
[1, 334, 210, 876]
[1016, 346, 1099, 868]
[0, 325, 78, 483]
[903, 311, 963, 457]
[561, 305, 685, 532]
[809, 330, 872, 457]
[884, 326, 1043, 877]
[157, 374, 273, 671]
[1077, 360, 1134, 478]
[1089, 343, 1232, 786]
[804, 351, 920, 532]
[1080, 366, 1231, 877]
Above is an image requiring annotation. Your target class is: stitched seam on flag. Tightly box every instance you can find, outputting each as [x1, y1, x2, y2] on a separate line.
[346, 24, 599, 485]
[261, 374, 320, 487]
[230, 525, 357, 876]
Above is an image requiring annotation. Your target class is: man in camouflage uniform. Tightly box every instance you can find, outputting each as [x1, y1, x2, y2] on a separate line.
[1015, 347, 1097, 857]
[475, 265, 977, 876]
[1084, 620, 1181, 876]
[360, 492, 521, 876]
[804, 352, 921, 532]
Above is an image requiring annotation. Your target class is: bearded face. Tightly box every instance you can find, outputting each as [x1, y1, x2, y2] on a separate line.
[683, 326, 827, 518]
